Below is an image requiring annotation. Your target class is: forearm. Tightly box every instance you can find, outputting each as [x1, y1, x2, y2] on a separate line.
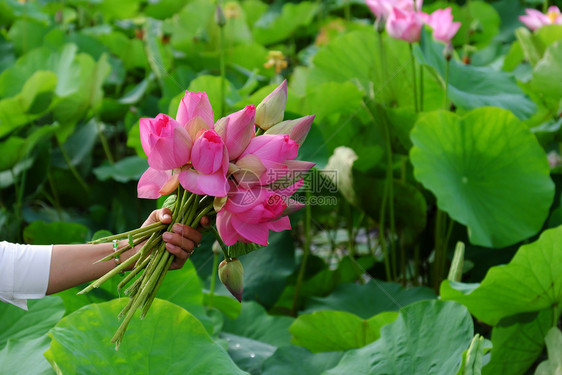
[47, 242, 131, 295]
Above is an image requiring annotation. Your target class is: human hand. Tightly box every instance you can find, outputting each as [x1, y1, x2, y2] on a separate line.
[141, 208, 209, 270]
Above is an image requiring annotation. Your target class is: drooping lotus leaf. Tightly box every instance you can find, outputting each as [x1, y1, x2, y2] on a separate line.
[441, 225, 562, 325]
[410, 107, 554, 248]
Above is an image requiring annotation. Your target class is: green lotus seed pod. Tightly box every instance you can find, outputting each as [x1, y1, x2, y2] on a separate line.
[218, 258, 244, 302]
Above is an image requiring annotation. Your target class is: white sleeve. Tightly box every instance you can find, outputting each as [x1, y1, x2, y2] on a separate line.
[0, 241, 53, 310]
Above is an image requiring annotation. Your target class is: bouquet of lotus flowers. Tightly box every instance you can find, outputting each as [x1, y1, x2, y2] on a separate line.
[79, 81, 315, 348]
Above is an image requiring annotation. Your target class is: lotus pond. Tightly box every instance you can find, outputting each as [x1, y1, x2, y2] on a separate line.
[1, 0, 562, 374]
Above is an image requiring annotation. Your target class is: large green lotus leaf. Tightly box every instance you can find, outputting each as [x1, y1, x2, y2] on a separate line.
[323, 300, 473, 375]
[52, 53, 111, 141]
[220, 301, 293, 374]
[290, 310, 398, 353]
[0, 336, 54, 375]
[44, 298, 247, 374]
[482, 309, 553, 375]
[531, 41, 562, 105]
[0, 124, 59, 170]
[0, 296, 65, 349]
[453, 1, 500, 48]
[220, 332, 276, 375]
[0, 44, 79, 99]
[144, 0, 188, 19]
[441, 225, 562, 325]
[7, 18, 50, 55]
[308, 30, 442, 111]
[417, 28, 536, 120]
[93, 156, 148, 183]
[410, 108, 554, 248]
[23, 221, 90, 245]
[238, 231, 296, 308]
[304, 280, 435, 319]
[515, 25, 562, 67]
[222, 301, 294, 347]
[253, 2, 317, 46]
[184, 75, 241, 120]
[262, 346, 343, 375]
[0, 71, 57, 137]
[170, 0, 215, 54]
[154, 260, 212, 331]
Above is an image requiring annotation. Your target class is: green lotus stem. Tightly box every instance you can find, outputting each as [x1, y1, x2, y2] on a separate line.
[141, 255, 174, 319]
[118, 253, 152, 290]
[89, 222, 165, 244]
[208, 253, 219, 308]
[447, 242, 465, 282]
[77, 251, 142, 295]
[57, 138, 90, 193]
[381, 114, 397, 280]
[443, 58, 450, 110]
[124, 272, 143, 297]
[95, 236, 148, 263]
[419, 65, 424, 111]
[291, 190, 312, 316]
[377, 31, 389, 103]
[111, 251, 170, 348]
[95, 119, 115, 164]
[413, 244, 420, 286]
[219, 19, 226, 117]
[433, 209, 452, 291]
[409, 43, 419, 113]
[210, 226, 230, 260]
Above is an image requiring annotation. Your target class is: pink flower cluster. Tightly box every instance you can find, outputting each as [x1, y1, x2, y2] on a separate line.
[366, 0, 461, 44]
[137, 81, 315, 247]
[520, 6, 562, 31]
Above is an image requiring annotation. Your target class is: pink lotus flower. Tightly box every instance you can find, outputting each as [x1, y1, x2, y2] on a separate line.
[520, 6, 562, 31]
[138, 90, 230, 198]
[422, 7, 460, 44]
[366, 0, 422, 20]
[215, 105, 256, 160]
[216, 180, 304, 246]
[386, 7, 423, 43]
[139, 114, 191, 171]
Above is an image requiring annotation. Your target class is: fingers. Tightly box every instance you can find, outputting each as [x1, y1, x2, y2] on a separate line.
[157, 208, 173, 224]
[162, 223, 202, 270]
[200, 216, 210, 228]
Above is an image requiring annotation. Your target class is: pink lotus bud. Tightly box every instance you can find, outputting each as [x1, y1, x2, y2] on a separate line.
[176, 91, 214, 129]
[215, 105, 256, 160]
[386, 7, 423, 43]
[191, 130, 225, 174]
[264, 115, 315, 146]
[255, 80, 287, 130]
[218, 258, 244, 302]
